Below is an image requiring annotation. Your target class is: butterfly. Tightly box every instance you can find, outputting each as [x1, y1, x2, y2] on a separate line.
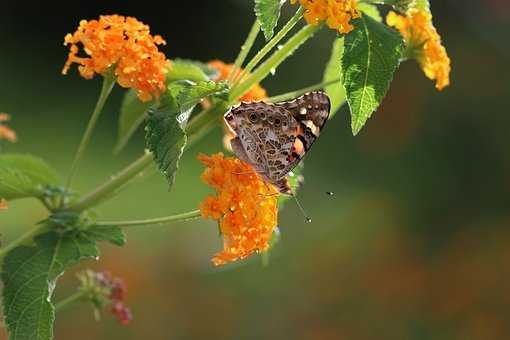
[224, 91, 330, 195]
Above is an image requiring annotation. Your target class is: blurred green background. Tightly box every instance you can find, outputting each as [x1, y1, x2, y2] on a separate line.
[1, 1, 510, 339]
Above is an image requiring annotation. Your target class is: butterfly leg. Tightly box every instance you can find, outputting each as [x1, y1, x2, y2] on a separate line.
[273, 177, 293, 196]
[257, 181, 279, 197]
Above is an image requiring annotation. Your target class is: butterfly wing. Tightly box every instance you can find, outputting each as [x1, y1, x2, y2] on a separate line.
[225, 102, 299, 183]
[275, 91, 330, 173]
[224, 91, 330, 194]
[276, 91, 330, 152]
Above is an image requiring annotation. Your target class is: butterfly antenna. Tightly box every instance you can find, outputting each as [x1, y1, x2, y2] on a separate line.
[291, 192, 312, 223]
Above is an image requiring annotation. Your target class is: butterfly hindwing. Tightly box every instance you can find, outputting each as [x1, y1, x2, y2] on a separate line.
[276, 91, 330, 153]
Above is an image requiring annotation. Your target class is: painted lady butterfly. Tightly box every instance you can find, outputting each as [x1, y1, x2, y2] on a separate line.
[224, 91, 330, 195]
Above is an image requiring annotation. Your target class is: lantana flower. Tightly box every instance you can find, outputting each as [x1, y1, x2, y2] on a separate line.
[208, 60, 267, 102]
[291, 0, 360, 34]
[387, 8, 451, 90]
[198, 153, 279, 266]
[0, 113, 17, 143]
[62, 15, 170, 101]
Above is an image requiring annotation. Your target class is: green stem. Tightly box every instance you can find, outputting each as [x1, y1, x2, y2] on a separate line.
[186, 101, 230, 143]
[66, 74, 116, 190]
[185, 107, 216, 137]
[55, 290, 88, 312]
[232, 7, 304, 87]
[186, 120, 219, 148]
[0, 224, 47, 259]
[227, 20, 261, 84]
[266, 78, 342, 103]
[230, 24, 321, 102]
[68, 151, 154, 212]
[95, 210, 201, 227]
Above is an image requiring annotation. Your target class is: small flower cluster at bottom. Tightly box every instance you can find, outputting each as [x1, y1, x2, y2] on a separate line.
[198, 153, 279, 266]
[77, 270, 132, 325]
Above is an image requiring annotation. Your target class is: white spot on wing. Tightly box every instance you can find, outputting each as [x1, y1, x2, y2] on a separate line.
[300, 107, 307, 115]
[303, 120, 319, 135]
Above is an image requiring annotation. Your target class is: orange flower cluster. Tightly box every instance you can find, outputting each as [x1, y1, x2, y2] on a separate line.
[198, 153, 279, 266]
[0, 113, 17, 143]
[208, 60, 267, 102]
[62, 15, 170, 101]
[387, 9, 451, 90]
[0, 199, 7, 211]
[291, 0, 360, 34]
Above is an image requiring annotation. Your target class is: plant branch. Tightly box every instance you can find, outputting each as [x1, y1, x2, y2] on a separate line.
[68, 151, 154, 212]
[67, 104, 226, 213]
[267, 78, 342, 103]
[232, 7, 304, 87]
[227, 20, 261, 84]
[55, 290, 88, 312]
[230, 23, 322, 102]
[95, 210, 201, 227]
[65, 73, 115, 190]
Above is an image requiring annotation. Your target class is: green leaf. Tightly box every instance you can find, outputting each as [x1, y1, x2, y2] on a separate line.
[114, 90, 153, 154]
[168, 59, 218, 82]
[358, 3, 382, 21]
[175, 80, 229, 112]
[323, 38, 346, 118]
[342, 14, 403, 135]
[145, 94, 187, 189]
[254, 0, 284, 41]
[0, 154, 59, 201]
[85, 225, 126, 246]
[167, 59, 212, 83]
[1, 227, 122, 340]
[322, 4, 382, 118]
[46, 211, 82, 229]
[146, 81, 229, 188]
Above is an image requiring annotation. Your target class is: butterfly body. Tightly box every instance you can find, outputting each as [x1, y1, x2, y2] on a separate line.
[224, 91, 330, 195]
